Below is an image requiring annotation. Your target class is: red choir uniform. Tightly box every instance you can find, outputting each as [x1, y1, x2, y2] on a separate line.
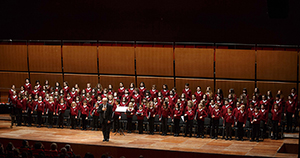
[260, 100, 271, 111]
[70, 105, 78, 129]
[191, 99, 199, 112]
[160, 106, 172, 135]
[260, 108, 268, 138]
[65, 97, 73, 108]
[97, 89, 102, 96]
[215, 94, 223, 102]
[150, 89, 158, 100]
[117, 87, 125, 99]
[285, 100, 296, 132]
[24, 83, 32, 94]
[161, 89, 169, 98]
[247, 107, 255, 120]
[46, 101, 56, 127]
[56, 103, 67, 128]
[228, 99, 235, 109]
[139, 87, 146, 98]
[136, 108, 146, 133]
[291, 93, 298, 107]
[222, 104, 232, 117]
[16, 98, 25, 126]
[196, 108, 207, 137]
[121, 94, 131, 103]
[154, 101, 161, 115]
[180, 99, 187, 110]
[147, 107, 157, 134]
[101, 93, 107, 99]
[236, 110, 247, 140]
[182, 88, 192, 101]
[224, 112, 235, 139]
[80, 105, 90, 130]
[19, 90, 25, 95]
[26, 100, 34, 126]
[36, 84, 42, 92]
[70, 91, 78, 100]
[168, 95, 177, 105]
[36, 101, 45, 126]
[195, 91, 204, 103]
[8, 89, 15, 101]
[211, 109, 222, 138]
[233, 107, 241, 119]
[32, 90, 39, 97]
[215, 100, 223, 108]
[273, 99, 284, 112]
[90, 106, 100, 130]
[40, 90, 46, 99]
[144, 95, 151, 102]
[128, 88, 135, 96]
[184, 109, 195, 137]
[173, 107, 183, 135]
[251, 111, 262, 141]
[83, 97, 93, 108]
[75, 100, 81, 107]
[120, 101, 128, 107]
[107, 89, 114, 96]
[126, 107, 135, 132]
[250, 100, 260, 107]
[63, 86, 70, 97]
[85, 87, 92, 94]
[132, 94, 142, 105]
[271, 109, 281, 139]
[208, 104, 215, 117]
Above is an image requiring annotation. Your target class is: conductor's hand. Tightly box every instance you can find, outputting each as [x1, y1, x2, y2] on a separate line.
[108, 120, 111, 124]
[159, 118, 161, 121]
[168, 116, 170, 118]
[243, 124, 245, 127]
[174, 114, 177, 117]
[153, 114, 155, 117]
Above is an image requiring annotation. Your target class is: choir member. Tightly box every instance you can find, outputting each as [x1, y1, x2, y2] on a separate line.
[196, 103, 207, 138]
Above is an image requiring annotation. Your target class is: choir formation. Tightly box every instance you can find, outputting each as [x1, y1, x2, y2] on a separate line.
[8, 79, 299, 142]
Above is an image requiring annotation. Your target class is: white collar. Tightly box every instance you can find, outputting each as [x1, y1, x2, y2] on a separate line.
[125, 94, 128, 96]
[225, 105, 229, 108]
[228, 113, 232, 115]
[60, 103, 64, 105]
[25, 83, 30, 86]
[276, 100, 280, 103]
[192, 99, 196, 102]
[197, 91, 201, 94]
[252, 100, 256, 103]
[263, 100, 267, 103]
[134, 94, 139, 97]
[152, 89, 156, 92]
[185, 88, 189, 91]
[255, 112, 258, 115]
[120, 87, 124, 90]
[289, 100, 292, 104]
[140, 87, 144, 89]
[237, 107, 241, 110]
[215, 109, 219, 112]
[83, 105, 87, 108]
[11, 89, 14, 92]
[64, 86, 68, 89]
[38, 101, 42, 103]
[240, 110, 244, 113]
[139, 109, 143, 111]
[67, 97, 71, 99]
[261, 109, 265, 112]
[130, 88, 134, 90]
[164, 89, 167, 92]
[229, 99, 232, 102]
[274, 109, 277, 112]
[86, 87, 91, 90]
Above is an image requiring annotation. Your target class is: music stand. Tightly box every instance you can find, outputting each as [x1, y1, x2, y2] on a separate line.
[114, 106, 127, 136]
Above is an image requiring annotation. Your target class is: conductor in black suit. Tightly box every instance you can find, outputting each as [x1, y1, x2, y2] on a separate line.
[97, 98, 113, 142]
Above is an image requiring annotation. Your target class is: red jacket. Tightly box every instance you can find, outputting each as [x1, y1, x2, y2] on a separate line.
[70, 91, 78, 100]
[146, 107, 157, 118]
[36, 101, 45, 112]
[168, 95, 177, 105]
[236, 110, 247, 124]
[121, 94, 131, 102]
[228, 99, 235, 109]
[26, 100, 34, 111]
[260, 100, 271, 111]
[150, 89, 158, 100]
[136, 109, 146, 120]
[191, 99, 199, 111]
[172, 108, 183, 119]
[161, 89, 169, 98]
[251, 112, 261, 124]
[16, 99, 25, 109]
[65, 97, 73, 108]
[154, 101, 161, 115]
[117, 87, 125, 98]
[160, 107, 172, 118]
[271, 109, 281, 123]
[128, 88, 134, 96]
[126, 108, 135, 118]
[24, 83, 32, 94]
[132, 94, 142, 104]
[90, 107, 100, 116]
[273, 99, 284, 112]
[224, 113, 234, 125]
[182, 88, 192, 101]
[233, 107, 240, 119]
[63, 86, 70, 96]
[260, 109, 268, 122]
[208, 105, 215, 116]
[194, 91, 203, 102]
[212, 109, 222, 120]
[139, 87, 146, 98]
[222, 105, 232, 117]
[32, 90, 39, 97]
[80, 105, 90, 115]
[247, 107, 255, 119]
[185, 110, 195, 120]
[70, 106, 78, 116]
[285, 100, 296, 113]
[56, 103, 67, 114]
[196, 108, 207, 121]
[46, 101, 56, 113]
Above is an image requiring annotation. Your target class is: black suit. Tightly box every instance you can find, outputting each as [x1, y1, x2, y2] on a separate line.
[98, 103, 113, 141]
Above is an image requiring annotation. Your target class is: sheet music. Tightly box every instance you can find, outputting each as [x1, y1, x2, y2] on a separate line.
[115, 106, 128, 112]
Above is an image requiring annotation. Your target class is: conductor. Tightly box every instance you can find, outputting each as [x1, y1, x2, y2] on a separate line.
[97, 98, 113, 142]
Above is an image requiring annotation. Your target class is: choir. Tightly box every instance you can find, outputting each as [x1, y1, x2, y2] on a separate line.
[7, 78, 299, 141]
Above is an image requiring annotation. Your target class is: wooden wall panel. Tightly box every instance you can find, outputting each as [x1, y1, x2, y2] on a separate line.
[28, 45, 62, 72]
[215, 80, 255, 98]
[30, 73, 63, 88]
[0, 45, 28, 71]
[99, 46, 135, 75]
[136, 47, 173, 76]
[175, 48, 214, 77]
[176, 78, 214, 95]
[137, 77, 174, 91]
[257, 81, 296, 100]
[63, 46, 97, 73]
[64, 74, 98, 89]
[257, 50, 297, 81]
[100, 75, 135, 90]
[215, 49, 255, 79]
[0, 72, 29, 90]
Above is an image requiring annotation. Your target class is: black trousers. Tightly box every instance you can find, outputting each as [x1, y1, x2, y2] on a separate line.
[252, 123, 260, 140]
[27, 110, 32, 125]
[225, 122, 233, 138]
[237, 122, 244, 139]
[260, 120, 267, 137]
[37, 111, 43, 126]
[93, 116, 99, 129]
[113, 115, 119, 130]
[174, 118, 180, 134]
[58, 113, 64, 127]
[70, 115, 77, 129]
[185, 120, 193, 136]
[127, 117, 133, 131]
[161, 117, 168, 134]
[81, 114, 87, 129]
[149, 117, 154, 134]
[16, 108, 22, 125]
[286, 112, 293, 132]
[197, 120, 204, 136]
[138, 120, 143, 134]
[212, 119, 219, 137]
[102, 120, 111, 140]
[48, 112, 53, 126]
[272, 120, 279, 138]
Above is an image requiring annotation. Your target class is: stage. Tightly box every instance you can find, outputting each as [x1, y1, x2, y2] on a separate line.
[0, 119, 298, 158]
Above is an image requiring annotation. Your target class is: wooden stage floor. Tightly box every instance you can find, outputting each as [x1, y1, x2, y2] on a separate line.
[0, 120, 298, 158]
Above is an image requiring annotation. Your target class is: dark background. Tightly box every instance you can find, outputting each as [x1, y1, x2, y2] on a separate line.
[0, 0, 299, 44]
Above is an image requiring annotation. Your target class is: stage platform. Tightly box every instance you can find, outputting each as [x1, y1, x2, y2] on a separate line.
[0, 120, 298, 158]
